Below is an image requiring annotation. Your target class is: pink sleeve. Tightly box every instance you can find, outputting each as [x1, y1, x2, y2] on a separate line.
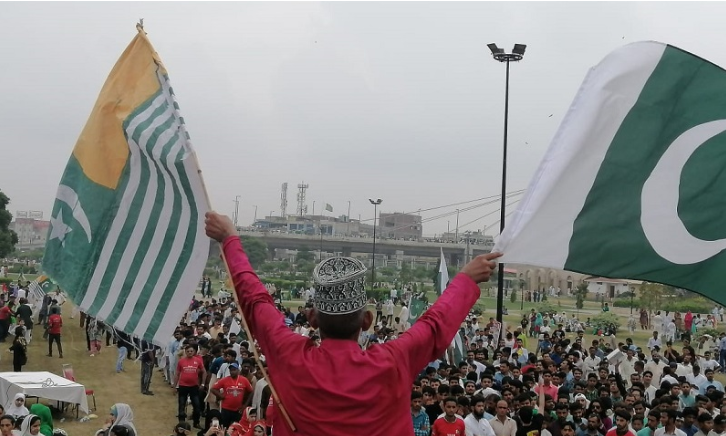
[388, 273, 480, 379]
[222, 236, 299, 356]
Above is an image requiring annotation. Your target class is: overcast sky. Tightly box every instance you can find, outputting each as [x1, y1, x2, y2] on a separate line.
[2, 2, 726, 236]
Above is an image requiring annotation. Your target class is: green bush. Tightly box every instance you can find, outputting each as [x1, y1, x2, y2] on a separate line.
[661, 299, 712, 314]
[471, 303, 486, 316]
[366, 288, 390, 303]
[0, 277, 13, 286]
[612, 298, 642, 308]
[6, 265, 37, 274]
[591, 312, 621, 331]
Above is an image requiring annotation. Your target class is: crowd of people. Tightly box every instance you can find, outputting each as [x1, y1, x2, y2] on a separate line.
[6, 212, 726, 436]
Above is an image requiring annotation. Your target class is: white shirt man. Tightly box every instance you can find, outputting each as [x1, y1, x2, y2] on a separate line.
[384, 299, 394, 320]
[620, 350, 637, 382]
[465, 411, 496, 436]
[399, 304, 410, 330]
[52, 290, 66, 306]
[647, 333, 662, 351]
[584, 351, 601, 374]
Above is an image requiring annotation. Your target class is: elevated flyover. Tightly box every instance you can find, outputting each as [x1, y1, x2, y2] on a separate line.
[238, 230, 493, 264]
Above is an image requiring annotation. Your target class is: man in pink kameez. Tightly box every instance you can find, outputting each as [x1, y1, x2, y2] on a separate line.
[205, 212, 500, 436]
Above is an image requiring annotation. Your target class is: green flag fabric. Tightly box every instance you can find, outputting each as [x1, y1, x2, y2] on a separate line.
[496, 41, 726, 302]
[408, 297, 426, 324]
[42, 29, 209, 346]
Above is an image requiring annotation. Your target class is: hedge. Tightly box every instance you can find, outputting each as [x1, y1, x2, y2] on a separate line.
[366, 288, 391, 303]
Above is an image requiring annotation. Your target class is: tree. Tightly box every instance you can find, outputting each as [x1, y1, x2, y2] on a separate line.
[639, 281, 668, 311]
[239, 235, 268, 269]
[399, 263, 413, 286]
[573, 282, 589, 310]
[0, 190, 18, 258]
[296, 246, 315, 263]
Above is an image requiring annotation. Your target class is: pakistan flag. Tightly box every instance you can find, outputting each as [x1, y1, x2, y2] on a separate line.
[42, 27, 209, 345]
[496, 41, 726, 304]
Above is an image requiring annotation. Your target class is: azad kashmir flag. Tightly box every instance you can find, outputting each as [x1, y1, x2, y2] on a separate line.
[27, 275, 55, 304]
[495, 41, 726, 302]
[42, 25, 210, 346]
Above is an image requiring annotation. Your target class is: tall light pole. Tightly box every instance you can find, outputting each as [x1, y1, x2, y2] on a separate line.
[347, 201, 351, 236]
[233, 195, 241, 227]
[369, 198, 383, 283]
[488, 42, 526, 326]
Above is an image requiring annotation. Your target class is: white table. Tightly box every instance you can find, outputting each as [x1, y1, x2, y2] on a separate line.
[0, 371, 89, 414]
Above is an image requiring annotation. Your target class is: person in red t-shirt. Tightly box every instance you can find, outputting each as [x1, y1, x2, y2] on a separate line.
[174, 345, 206, 428]
[46, 307, 63, 358]
[605, 411, 636, 436]
[431, 397, 465, 436]
[0, 301, 14, 342]
[210, 362, 253, 428]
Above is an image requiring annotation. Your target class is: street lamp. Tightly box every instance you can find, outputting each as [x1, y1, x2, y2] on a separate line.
[369, 198, 383, 283]
[488, 42, 526, 326]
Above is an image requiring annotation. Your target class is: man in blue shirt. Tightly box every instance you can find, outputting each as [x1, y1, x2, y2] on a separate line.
[410, 391, 430, 436]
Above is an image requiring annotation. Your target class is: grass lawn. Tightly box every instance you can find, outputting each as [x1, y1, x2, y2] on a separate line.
[18, 303, 176, 435]
[3, 273, 40, 282]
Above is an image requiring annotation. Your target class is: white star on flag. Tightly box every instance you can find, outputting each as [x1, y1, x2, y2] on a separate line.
[49, 210, 73, 245]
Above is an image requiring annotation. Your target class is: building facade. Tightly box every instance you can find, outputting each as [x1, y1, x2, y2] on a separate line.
[379, 212, 422, 240]
[10, 215, 50, 248]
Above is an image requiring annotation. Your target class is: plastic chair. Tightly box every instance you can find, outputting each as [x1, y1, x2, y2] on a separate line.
[61, 364, 96, 416]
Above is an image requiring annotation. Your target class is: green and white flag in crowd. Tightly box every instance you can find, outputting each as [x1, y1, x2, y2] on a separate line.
[408, 296, 426, 324]
[42, 27, 210, 346]
[496, 41, 726, 302]
[436, 248, 449, 296]
[325, 203, 333, 212]
[27, 275, 55, 304]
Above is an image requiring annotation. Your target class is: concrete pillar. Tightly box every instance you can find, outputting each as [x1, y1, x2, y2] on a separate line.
[342, 246, 352, 257]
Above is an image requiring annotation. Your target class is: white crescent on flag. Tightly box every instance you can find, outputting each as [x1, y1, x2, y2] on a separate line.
[55, 184, 93, 242]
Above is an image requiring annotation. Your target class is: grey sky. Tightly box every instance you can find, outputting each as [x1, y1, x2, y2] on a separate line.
[2, 2, 725, 236]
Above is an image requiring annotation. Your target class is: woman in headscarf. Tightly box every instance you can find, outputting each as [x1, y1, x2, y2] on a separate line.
[534, 312, 543, 337]
[248, 423, 265, 436]
[4, 395, 27, 419]
[684, 311, 693, 334]
[95, 404, 136, 436]
[18, 414, 40, 436]
[27, 405, 51, 436]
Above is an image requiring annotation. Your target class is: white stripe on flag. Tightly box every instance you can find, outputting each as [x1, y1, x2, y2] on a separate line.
[113, 126, 184, 330]
[495, 42, 666, 267]
[81, 94, 167, 310]
[95, 102, 175, 322]
[136, 72, 209, 342]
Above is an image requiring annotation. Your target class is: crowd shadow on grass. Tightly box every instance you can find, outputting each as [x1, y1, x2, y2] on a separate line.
[13, 303, 177, 435]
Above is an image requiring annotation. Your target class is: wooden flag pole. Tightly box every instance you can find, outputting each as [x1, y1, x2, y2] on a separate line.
[195, 170, 296, 432]
[135, 20, 296, 431]
[216, 248, 297, 432]
[198, 187, 296, 432]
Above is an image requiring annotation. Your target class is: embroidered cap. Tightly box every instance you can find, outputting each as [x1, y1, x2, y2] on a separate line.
[313, 257, 368, 315]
